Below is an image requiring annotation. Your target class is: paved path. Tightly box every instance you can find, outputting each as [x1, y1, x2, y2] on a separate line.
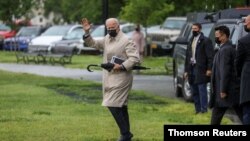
[0, 63, 175, 98]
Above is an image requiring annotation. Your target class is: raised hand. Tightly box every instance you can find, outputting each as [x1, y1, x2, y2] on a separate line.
[81, 18, 91, 34]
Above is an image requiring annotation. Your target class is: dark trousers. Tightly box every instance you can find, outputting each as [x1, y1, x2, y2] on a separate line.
[191, 83, 208, 113]
[108, 106, 131, 136]
[242, 102, 250, 125]
[190, 65, 208, 113]
[210, 106, 243, 125]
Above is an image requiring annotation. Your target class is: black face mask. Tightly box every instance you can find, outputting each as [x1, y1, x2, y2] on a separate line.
[215, 37, 221, 45]
[135, 28, 139, 31]
[244, 25, 250, 32]
[192, 31, 199, 37]
[108, 29, 117, 37]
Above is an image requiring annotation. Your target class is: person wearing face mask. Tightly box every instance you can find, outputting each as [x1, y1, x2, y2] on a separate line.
[131, 24, 145, 74]
[132, 24, 145, 61]
[184, 23, 214, 114]
[235, 15, 250, 125]
[209, 25, 243, 125]
[81, 18, 139, 141]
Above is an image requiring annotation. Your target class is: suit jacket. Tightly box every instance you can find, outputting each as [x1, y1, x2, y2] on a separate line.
[185, 33, 214, 84]
[84, 31, 140, 107]
[235, 33, 250, 105]
[209, 41, 240, 108]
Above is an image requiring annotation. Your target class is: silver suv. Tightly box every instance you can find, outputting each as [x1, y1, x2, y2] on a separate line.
[147, 17, 186, 56]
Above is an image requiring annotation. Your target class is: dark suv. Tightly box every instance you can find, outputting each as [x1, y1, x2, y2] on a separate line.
[172, 8, 250, 102]
[209, 18, 248, 48]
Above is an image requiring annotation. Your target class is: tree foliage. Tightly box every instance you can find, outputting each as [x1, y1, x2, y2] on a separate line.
[0, 0, 249, 27]
[0, 0, 36, 26]
[166, 0, 248, 16]
[119, 0, 174, 27]
[44, 0, 126, 25]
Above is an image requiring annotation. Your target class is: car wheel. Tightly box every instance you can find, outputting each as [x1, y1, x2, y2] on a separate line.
[182, 78, 193, 102]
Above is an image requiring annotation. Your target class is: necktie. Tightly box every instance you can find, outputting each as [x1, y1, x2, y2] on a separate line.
[192, 37, 196, 58]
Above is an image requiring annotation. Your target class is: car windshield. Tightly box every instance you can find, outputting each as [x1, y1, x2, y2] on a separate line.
[202, 23, 214, 37]
[162, 19, 186, 29]
[42, 26, 72, 36]
[91, 25, 105, 37]
[0, 24, 11, 31]
[231, 23, 248, 45]
[63, 28, 84, 40]
[16, 27, 41, 37]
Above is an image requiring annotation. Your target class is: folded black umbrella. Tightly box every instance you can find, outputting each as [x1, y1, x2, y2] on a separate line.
[87, 62, 150, 72]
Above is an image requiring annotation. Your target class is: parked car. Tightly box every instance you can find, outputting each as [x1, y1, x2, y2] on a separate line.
[3, 26, 47, 51]
[209, 18, 248, 48]
[0, 24, 16, 38]
[171, 8, 250, 102]
[29, 25, 82, 52]
[147, 17, 187, 56]
[0, 24, 16, 50]
[50, 26, 100, 55]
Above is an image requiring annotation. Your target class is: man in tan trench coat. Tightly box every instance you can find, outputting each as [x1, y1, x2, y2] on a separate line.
[82, 18, 140, 141]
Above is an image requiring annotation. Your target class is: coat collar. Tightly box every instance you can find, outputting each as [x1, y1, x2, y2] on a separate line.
[219, 40, 232, 49]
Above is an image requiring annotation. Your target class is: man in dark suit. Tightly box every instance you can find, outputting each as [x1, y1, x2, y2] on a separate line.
[184, 23, 214, 114]
[235, 15, 250, 125]
[210, 25, 243, 125]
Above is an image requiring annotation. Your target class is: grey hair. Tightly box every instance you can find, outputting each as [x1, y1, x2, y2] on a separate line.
[105, 18, 120, 26]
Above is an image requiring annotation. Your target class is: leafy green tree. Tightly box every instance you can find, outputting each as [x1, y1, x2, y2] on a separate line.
[0, 0, 36, 28]
[119, 0, 174, 27]
[166, 0, 248, 16]
[44, 0, 126, 25]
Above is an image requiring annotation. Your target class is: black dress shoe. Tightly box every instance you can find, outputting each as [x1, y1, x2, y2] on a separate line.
[117, 133, 133, 141]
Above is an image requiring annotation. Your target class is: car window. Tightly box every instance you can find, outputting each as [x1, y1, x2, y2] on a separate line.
[162, 19, 186, 30]
[121, 25, 134, 33]
[42, 26, 72, 36]
[91, 25, 105, 37]
[16, 27, 41, 37]
[0, 24, 11, 31]
[63, 27, 84, 40]
[231, 23, 248, 46]
[202, 23, 214, 37]
[182, 24, 191, 38]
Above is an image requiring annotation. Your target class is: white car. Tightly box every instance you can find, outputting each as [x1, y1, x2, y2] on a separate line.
[28, 25, 82, 52]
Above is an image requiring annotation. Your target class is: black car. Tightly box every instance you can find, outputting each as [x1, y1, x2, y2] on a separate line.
[171, 8, 250, 102]
[209, 18, 248, 48]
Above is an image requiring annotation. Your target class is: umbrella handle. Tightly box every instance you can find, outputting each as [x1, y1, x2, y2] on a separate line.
[87, 64, 99, 72]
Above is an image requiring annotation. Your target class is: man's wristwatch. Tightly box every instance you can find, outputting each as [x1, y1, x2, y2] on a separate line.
[83, 33, 90, 39]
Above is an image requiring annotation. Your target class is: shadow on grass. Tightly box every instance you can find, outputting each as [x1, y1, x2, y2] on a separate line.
[45, 83, 168, 106]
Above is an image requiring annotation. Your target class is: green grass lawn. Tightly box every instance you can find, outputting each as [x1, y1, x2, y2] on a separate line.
[0, 51, 171, 75]
[0, 70, 232, 141]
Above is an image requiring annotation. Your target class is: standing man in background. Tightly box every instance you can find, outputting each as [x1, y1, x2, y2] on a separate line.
[131, 24, 145, 74]
[132, 24, 145, 62]
[210, 25, 242, 125]
[235, 15, 250, 125]
[82, 18, 139, 141]
[184, 23, 214, 114]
